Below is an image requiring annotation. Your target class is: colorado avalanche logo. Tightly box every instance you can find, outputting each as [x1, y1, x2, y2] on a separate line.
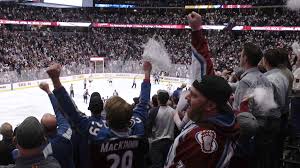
[129, 118, 135, 128]
[195, 130, 218, 154]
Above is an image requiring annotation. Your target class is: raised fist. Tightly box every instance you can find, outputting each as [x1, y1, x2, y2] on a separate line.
[143, 61, 152, 73]
[39, 82, 51, 94]
[46, 63, 61, 79]
[188, 12, 202, 31]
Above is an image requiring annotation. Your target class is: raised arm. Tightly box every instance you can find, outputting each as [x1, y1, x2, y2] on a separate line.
[39, 82, 72, 139]
[46, 64, 91, 135]
[188, 12, 214, 81]
[133, 61, 152, 124]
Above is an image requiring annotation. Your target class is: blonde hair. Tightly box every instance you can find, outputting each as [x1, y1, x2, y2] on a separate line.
[105, 96, 133, 130]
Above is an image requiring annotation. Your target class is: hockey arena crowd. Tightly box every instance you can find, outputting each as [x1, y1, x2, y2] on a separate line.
[0, 0, 300, 168]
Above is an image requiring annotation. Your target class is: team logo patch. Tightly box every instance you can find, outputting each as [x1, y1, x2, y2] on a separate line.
[129, 118, 135, 128]
[176, 160, 185, 168]
[195, 130, 218, 154]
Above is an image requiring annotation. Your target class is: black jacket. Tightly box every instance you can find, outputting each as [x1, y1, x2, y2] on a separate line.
[0, 138, 15, 165]
[0, 155, 61, 168]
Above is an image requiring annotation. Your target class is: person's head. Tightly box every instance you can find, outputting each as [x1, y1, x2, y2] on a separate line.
[88, 92, 104, 116]
[0, 122, 13, 139]
[262, 49, 281, 71]
[16, 116, 46, 157]
[277, 48, 292, 71]
[41, 113, 57, 136]
[240, 43, 263, 69]
[186, 76, 232, 123]
[71, 83, 73, 86]
[105, 96, 133, 130]
[152, 94, 158, 107]
[157, 90, 170, 106]
[132, 97, 139, 106]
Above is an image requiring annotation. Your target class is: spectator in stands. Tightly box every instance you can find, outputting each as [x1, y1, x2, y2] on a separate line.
[263, 49, 290, 117]
[277, 48, 294, 93]
[234, 43, 283, 167]
[151, 94, 158, 108]
[47, 62, 152, 165]
[165, 75, 239, 168]
[0, 116, 61, 168]
[0, 123, 15, 165]
[148, 90, 175, 168]
[39, 82, 75, 168]
[262, 49, 290, 168]
[170, 83, 186, 108]
[45, 62, 151, 166]
[233, 42, 272, 110]
[88, 92, 104, 118]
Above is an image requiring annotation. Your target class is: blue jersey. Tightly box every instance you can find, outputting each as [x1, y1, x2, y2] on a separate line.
[47, 94, 75, 168]
[90, 136, 149, 168]
[53, 80, 151, 141]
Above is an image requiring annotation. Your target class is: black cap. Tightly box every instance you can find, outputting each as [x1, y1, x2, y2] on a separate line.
[88, 92, 104, 113]
[16, 116, 45, 149]
[192, 76, 232, 107]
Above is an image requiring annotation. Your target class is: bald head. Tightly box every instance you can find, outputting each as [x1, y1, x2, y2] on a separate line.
[0, 122, 13, 138]
[41, 113, 57, 134]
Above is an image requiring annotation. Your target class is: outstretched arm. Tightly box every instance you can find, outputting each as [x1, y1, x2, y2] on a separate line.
[188, 12, 214, 81]
[133, 61, 152, 124]
[46, 64, 91, 136]
[39, 82, 72, 139]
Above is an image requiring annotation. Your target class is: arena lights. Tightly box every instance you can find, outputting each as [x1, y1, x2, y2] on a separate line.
[0, 19, 300, 31]
[185, 5, 253, 9]
[95, 4, 136, 8]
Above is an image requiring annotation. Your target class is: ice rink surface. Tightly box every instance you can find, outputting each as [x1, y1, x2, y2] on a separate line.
[0, 78, 181, 129]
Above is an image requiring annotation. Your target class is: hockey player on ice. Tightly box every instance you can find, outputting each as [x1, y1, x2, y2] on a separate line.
[154, 73, 160, 84]
[108, 77, 113, 86]
[70, 83, 74, 98]
[88, 75, 93, 87]
[132, 76, 137, 88]
[113, 90, 118, 96]
[83, 89, 90, 104]
[83, 78, 87, 89]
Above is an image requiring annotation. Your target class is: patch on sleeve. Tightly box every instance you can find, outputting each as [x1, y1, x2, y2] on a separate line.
[195, 130, 218, 154]
[176, 160, 186, 168]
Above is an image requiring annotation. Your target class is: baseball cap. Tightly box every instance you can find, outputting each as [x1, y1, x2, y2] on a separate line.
[16, 116, 45, 149]
[192, 75, 233, 110]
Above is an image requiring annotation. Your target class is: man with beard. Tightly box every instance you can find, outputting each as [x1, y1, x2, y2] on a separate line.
[165, 76, 239, 168]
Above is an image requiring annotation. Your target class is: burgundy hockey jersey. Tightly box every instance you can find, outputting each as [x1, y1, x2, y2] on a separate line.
[165, 113, 239, 168]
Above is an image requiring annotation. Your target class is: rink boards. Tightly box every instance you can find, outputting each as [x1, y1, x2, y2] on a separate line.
[0, 73, 189, 92]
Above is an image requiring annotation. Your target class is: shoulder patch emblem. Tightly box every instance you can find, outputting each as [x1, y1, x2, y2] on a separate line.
[129, 118, 135, 128]
[195, 130, 218, 154]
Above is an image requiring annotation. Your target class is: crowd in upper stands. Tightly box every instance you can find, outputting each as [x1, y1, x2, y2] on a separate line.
[96, 0, 288, 6]
[1, 25, 299, 77]
[1, 4, 299, 26]
[0, 2, 299, 78]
